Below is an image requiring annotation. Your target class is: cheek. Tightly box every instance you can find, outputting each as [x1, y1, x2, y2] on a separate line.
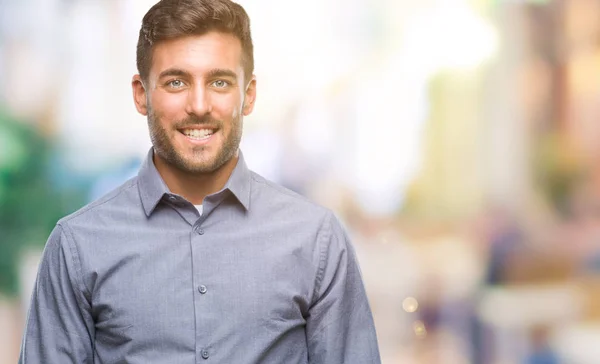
[212, 96, 243, 122]
[151, 92, 187, 119]
[231, 106, 241, 119]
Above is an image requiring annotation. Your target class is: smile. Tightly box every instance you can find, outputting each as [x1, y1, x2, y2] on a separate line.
[181, 128, 215, 141]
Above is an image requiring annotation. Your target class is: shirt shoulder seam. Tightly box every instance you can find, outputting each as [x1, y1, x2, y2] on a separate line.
[59, 178, 138, 224]
[55, 223, 93, 308]
[249, 172, 323, 208]
[312, 211, 334, 305]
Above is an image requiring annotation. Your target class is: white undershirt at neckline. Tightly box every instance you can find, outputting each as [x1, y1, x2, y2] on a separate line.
[194, 205, 203, 216]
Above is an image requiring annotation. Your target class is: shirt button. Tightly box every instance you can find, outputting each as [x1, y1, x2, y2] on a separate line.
[168, 195, 177, 201]
[194, 226, 204, 235]
[198, 285, 207, 294]
[201, 350, 209, 359]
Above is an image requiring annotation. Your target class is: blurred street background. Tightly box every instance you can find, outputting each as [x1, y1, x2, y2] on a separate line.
[1, 0, 600, 362]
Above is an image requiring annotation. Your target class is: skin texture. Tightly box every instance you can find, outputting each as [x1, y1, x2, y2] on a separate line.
[132, 32, 257, 204]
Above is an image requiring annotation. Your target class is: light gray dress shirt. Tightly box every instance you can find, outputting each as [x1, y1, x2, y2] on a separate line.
[19, 149, 381, 363]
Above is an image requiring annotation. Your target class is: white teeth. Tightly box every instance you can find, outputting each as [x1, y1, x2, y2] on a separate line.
[182, 129, 214, 140]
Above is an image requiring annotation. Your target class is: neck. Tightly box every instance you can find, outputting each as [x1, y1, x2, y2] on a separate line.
[153, 151, 239, 205]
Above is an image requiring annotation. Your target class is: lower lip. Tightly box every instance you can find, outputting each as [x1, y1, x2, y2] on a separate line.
[180, 131, 216, 146]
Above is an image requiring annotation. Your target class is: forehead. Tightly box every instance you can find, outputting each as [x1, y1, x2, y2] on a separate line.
[150, 32, 244, 77]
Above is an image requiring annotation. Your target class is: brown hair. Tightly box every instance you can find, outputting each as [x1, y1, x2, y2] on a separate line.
[137, 0, 254, 83]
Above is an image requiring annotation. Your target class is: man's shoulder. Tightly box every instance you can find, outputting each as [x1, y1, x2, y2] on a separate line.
[57, 176, 140, 226]
[249, 171, 332, 219]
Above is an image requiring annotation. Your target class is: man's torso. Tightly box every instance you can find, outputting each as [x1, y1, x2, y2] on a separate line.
[59, 161, 331, 364]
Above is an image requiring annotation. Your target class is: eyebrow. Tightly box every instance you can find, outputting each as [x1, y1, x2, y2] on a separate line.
[158, 68, 191, 79]
[206, 69, 238, 80]
[157, 68, 238, 80]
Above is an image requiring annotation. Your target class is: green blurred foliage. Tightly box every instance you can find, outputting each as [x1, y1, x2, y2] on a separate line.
[0, 109, 86, 296]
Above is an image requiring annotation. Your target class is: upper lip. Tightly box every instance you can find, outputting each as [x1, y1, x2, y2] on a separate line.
[178, 126, 218, 131]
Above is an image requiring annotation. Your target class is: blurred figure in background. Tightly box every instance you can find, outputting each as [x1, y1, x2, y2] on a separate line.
[527, 326, 559, 364]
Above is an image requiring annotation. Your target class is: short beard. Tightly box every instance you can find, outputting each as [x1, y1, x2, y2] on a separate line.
[147, 107, 242, 174]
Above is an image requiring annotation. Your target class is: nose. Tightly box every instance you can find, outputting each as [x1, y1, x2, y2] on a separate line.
[185, 85, 211, 116]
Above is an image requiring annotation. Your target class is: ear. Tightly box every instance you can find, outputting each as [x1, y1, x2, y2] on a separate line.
[242, 75, 257, 116]
[132, 74, 148, 116]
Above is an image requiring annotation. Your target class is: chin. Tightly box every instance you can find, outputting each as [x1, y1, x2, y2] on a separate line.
[183, 155, 227, 174]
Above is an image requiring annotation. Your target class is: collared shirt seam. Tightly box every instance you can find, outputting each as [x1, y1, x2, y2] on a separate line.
[249, 172, 322, 209]
[312, 212, 333, 306]
[60, 178, 138, 224]
[59, 222, 93, 305]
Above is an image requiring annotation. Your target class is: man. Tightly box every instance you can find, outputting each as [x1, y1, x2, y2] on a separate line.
[19, 0, 381, 362]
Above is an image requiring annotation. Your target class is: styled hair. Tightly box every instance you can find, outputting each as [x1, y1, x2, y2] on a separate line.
[137, 0, 254, 82]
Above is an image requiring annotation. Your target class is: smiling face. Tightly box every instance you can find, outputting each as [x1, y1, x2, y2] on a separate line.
[132, 31, 256, 175]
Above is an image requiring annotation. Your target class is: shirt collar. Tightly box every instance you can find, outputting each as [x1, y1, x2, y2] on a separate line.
[223, 150, 252, 211]
[137, 148, 252, 217]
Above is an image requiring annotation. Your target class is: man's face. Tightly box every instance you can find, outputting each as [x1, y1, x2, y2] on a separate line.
[132, 32, 256, 174]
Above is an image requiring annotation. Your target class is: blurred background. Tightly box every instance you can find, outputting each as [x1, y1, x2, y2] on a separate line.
[1, 0, 600, 362]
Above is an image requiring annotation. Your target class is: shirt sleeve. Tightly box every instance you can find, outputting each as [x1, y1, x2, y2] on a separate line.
[306, 213, 381, 364]
[19, 224, 95, 363]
